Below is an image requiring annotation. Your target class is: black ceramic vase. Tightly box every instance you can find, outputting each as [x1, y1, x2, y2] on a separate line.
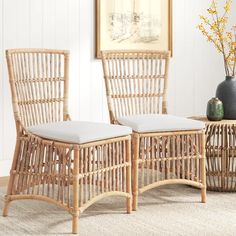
[216, 76, 236, 119]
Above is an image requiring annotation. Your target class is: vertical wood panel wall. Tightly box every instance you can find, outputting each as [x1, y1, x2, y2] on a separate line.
[0, 0, 235, 176]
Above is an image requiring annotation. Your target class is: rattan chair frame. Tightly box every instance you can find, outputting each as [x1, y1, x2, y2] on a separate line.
[3, 49, 132, 234]
[101, 50, 206, 210]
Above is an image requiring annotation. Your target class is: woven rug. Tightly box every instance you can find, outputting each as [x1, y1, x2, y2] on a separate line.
[0, 186, 236, 236]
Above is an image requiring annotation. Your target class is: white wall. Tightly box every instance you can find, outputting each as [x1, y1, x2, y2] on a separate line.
[0, 0, 235, 176]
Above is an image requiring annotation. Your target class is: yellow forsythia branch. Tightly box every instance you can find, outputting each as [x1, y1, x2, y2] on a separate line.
[198, 0, 235, 76]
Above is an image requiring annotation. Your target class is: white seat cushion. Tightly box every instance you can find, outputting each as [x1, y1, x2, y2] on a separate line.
[28, 121, 132, 144]
[118, 114, 205, 133]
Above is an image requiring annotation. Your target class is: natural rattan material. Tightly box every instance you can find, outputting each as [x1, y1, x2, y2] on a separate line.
[101, 50, 207, 210]
[3, 49, 132, 234]
[192, 116, 236, 192]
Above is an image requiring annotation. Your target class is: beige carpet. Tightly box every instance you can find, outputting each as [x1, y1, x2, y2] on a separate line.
[0, 186, 236, 236]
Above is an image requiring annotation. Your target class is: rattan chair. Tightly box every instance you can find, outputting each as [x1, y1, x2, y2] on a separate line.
[101, 50, 207, 210]
[3, 49, 132, 234]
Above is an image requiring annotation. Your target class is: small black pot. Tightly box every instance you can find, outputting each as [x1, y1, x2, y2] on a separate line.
[216, 76, 236, 119]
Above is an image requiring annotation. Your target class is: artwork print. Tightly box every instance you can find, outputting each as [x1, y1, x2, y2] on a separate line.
[109, 0, 161, 43]
[96, 0, 172, 57]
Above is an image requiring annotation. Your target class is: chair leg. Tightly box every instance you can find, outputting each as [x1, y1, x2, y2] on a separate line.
[132, 134, 139, 211]
[72, 214, 79, 234]
[2, 196, 10, 217]
[72, 148, 80, 234]
[127, 198, 132, 214]
[2, 138, 21, 217]
[132, 164, 138, 210]
[201, 132, 207, 203]
[201, 187, 206, 203]
[126, 139, 132, 214]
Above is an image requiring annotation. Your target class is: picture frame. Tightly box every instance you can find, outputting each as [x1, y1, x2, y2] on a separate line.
[96, 0, 173, 58]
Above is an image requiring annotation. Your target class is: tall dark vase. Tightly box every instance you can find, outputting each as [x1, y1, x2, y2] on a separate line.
[216, 76, 236, 119]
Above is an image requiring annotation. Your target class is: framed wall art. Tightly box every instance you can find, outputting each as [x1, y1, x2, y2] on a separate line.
[96, 0, 173, 58]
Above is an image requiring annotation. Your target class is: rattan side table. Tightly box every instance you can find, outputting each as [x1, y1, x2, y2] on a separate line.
[191, 117, 236, 192]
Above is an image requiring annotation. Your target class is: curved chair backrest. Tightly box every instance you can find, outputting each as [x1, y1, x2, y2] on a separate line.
[101, 50, 170, 124]
[6, 49, 70, 130]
